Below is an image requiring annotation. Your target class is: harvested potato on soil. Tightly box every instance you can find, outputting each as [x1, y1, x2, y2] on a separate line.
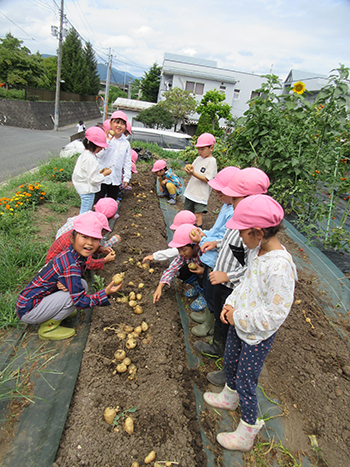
[131, 463, 139, 467]
[116, 363, 127, 373]
[128, 363, 137, 375]
[149, 268, 154, 273]
[188, 262, 198, 271]
[128, 281, 135, 286]
[116, 331, 126, 340]
[124, 416, 134, 435]
[142, 263, 149, 269]
[129, 291, 136, 301]
[123, 357, 131, 366]
[126, 338, 136, 349]
[141, 321, 149, 332]
[114, 349, 126, 361]
[144, 451, 156, 464]
[138, 283, 144, 288]
[133, 305, 143, 315]
[113, 272, 125, 285]
[136, 293, 142, 300]
[124, 325, 133, 333]
[134, 326, 142, 334]
[103, 407, 117, 424]
[129, 300, 137, 308]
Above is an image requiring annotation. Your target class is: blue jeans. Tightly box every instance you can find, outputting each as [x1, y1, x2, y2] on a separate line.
[79, 193, 95, 213]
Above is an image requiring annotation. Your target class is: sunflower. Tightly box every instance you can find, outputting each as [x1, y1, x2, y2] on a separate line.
[292, 81, 306, 95]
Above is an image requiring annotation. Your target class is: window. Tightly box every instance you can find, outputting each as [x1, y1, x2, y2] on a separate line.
[250, 91, 260, 99]
[233, 89, 240, 101]
[185, 81, 204, 95]
[219, 84, 226, 94]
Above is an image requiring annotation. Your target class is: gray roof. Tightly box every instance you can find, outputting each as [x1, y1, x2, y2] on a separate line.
[112, 98, 155, 111]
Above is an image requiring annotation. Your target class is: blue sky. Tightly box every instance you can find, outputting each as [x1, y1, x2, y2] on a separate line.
[1, 0, 349, 81]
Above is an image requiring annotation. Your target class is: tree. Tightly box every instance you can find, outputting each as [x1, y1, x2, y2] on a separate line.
[37, 55, 57, 90]
[130, 78, 141, 99]
[108, 85, 127, 104]
[140, 63, 161, 102]
[135, 105, 174, 129]
[159, 87, 197, 131]
[82, 42, 100, 95]
[196, 89, 232, 136]
[61, 29, 85, 94]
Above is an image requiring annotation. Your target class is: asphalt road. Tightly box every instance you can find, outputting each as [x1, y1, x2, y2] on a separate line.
[0, 118, 102, 184]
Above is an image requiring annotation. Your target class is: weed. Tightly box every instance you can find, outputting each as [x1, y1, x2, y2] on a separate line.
[93, 275, 106, 292]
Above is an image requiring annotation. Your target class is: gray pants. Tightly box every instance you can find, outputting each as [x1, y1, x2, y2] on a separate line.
[21, 279, 88, 324]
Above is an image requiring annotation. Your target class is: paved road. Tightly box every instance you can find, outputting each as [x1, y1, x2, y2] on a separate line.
[0, 118, 102, 184]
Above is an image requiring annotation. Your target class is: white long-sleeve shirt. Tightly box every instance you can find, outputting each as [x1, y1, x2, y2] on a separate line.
[225, 246, 297, 345]
[72, 149, 105, 195]
[153, 247, 178, 262]
[98, 134, 131, 186]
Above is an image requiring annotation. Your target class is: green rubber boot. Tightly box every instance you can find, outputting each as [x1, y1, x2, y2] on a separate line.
[191, 310, 215, 337]
[66, 309, 78, 319]
[38, 319, 75, 341]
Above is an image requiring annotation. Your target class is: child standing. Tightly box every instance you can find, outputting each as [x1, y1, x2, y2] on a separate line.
[94, 111, 132, 202]
[152, 159, 183, 205]
[183, 132, 217, 228]
[16, 212, 123, 341]
[203, 194, 297, 452]
[72, 127, 111, 213]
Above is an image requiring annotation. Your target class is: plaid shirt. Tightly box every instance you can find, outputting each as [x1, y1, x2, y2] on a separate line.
[160, 249, 202, 286]
[160, 168, 183, 195]
[56, 215, 119, 248]
[17, 245, 110, 319]
[46, 231, 105, 270]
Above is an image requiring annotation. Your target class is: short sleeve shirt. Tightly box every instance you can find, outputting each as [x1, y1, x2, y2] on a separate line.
[184, 156, 217, 205]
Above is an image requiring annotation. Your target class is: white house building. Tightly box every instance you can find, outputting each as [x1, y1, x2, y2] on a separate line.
[112, 97, 155, 127]
[157, 53, 267, 128]
[283, 70, 328, 103]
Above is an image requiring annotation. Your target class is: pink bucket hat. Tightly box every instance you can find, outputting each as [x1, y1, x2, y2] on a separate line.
[222, 167, 270, 197]
[93, 212, 111, 232]
[85, 127, 108, 148]
[73, 211, 104, 239]
[111, 110, 128, 122]
[131, 149, 138, 163]
[152, 159, 167, 172]
[131, 162, 138, 174]
[168, 224, 196, 248]
[102, 119, 111, 132]
[126, 121, 132, 135]
[226, 195, 284, 230]
[195, 133, 216, 147]
[94, 197, 118, 218]
[208, 166, 240, 191]
[170, 210, 196, 230]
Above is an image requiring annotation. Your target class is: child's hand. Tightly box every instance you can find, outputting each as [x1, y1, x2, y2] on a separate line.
[57, 281, 68, 292]
[142, 254, 154, 263]
[185, 164, 194, 175]
[101, 168, 112, 176]
[220, 304, 235, 325]
[191, 265, 204, 275]
[161, 179, 167, 186]
[104, 251, 116, 263]
[97, 246, 110, 255]
[189, 227, 204, 243]
[209, 271, 229, 285]
[110, 234, 121, 244]
[105, 280, 123, 295]
[153, 284, 164, 303]
[201, 240, 217, 253]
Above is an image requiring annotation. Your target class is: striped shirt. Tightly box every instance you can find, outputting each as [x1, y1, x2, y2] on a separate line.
[16, 245, 110, 319]
[160, 250, 202, 286]
[214, 229, 248, 289]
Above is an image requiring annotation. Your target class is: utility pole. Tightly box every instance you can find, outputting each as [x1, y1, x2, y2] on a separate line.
[54, 0, 64, 131]
[128, 77, 132, 99]
[103, 49, 112, 121]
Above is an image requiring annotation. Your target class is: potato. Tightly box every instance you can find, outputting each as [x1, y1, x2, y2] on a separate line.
[134, 326, 142, 334]
[142, 263, 149, 269]
[129, 291, 136, 301]
[127, 333, 134, 339]
[149, 268, 154, 274]
[144, 451, 156, 464]
[131, 463, 139, 467]
[141, 321, 149, 332]
[103, 407, 117, 424]
[116, 331, 126, 340]
[128, 281, 135, 286]
[113, 272, 125, 285]
[123, 357, 131, 366]
[124, 416, 134, 435]
[188, 262, 198, 271]
[138, 283, 144, 288]
[185, 164, 193, 171]
[133, 305, 143, 315]
[124, 325, 133, 333]
[116, 363, 127, 373]
[126, 338, 136, 349]
[136, 293, 142, 300]
[128, 363, 137, 375]
[114, 349, 126, 361]
[109, 130, 115, 136]
[119, 296, 128, 303]
[129, 300, 137, 308]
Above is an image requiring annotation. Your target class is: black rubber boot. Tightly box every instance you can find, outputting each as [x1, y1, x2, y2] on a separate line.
[207, 368, 226, 386]
[193, 335, 225, 357]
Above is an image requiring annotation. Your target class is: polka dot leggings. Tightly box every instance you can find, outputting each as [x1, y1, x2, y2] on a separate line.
[224, 326, 275, 425]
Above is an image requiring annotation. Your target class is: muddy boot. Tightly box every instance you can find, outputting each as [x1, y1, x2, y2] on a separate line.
[191, 309, 214, 337]
[193, 325, 225, 357]
[203, 383, 239, 411]
[190, 310, 205, 323]
[217, 418, 265, 451]
[38, 319, 75, 341]
[207, 368, 226, 386]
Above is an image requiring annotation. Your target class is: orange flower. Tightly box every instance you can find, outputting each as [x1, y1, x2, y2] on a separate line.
[41, 192, 45, 195]
[40, 197, 43, 200]
[52, 174, 55, 177]
[35, 186, 39, 189]
[54, 167, 57, 171]
[60, 168, 63, 172]
[6, 204, 10, 210]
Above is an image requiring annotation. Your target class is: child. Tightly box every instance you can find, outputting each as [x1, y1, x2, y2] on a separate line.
[194, 168, 270, 386]
[131, 149, 138, 174]
[76, 120, 86, 133]
[72, 127, 111, 213]
[125, 121, 133, 139]
[16, 212, 123, 341]
[151, 159, 183, 205]
[203, 194, 297, 452]
[183, 132, 217, 228]
[46, 211, 117, 269]
[153, 223, 203, 303]
[94, 111, 132, 202]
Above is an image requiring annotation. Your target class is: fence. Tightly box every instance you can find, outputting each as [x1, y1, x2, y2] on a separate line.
[24, 87, 96, 102]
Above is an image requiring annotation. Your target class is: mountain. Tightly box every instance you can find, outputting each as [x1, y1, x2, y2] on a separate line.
[97, 63, 139, 85]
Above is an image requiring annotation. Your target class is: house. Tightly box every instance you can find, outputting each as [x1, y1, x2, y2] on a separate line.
[157, 52, 267, 129]
[283, 70, 328, 103]
[111, 97, 155, 127]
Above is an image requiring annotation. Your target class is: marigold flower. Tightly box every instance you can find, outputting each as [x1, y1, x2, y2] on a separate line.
[35, 186, 39, 189]
[54, 167, 57, 170]
[41, 192, 45, 195]
[60, 168, 63, 172]
[52, 175, 55, 177]
[293, 81, 306, 95]
[40, 197, 43, 200]
[6, 205, 10, 210]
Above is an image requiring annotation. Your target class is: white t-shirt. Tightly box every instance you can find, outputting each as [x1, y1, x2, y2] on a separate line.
[98, 134, 131, 186]
[184, 156, 217, 205]
[72, 149, 105, 195]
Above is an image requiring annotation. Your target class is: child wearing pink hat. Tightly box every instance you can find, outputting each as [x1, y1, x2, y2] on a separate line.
[152, 224, 204, 304]
[203, 194, 297, 452]
[151, 159, 183, 205]
[183, 133, 217, 228]
[17, 211, 124, 341]
[72, 127, 112, 213]
[94, 110, 132, 201]
[131, 149, 138, 174]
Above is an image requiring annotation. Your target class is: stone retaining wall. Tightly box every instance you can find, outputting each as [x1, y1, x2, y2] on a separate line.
[0, 100, 101, 130]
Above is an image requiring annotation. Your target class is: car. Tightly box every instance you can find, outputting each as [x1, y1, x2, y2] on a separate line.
[129, 127, 192, 151]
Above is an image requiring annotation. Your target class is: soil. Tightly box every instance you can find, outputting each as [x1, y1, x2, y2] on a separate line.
[9, 163, 350, 466]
